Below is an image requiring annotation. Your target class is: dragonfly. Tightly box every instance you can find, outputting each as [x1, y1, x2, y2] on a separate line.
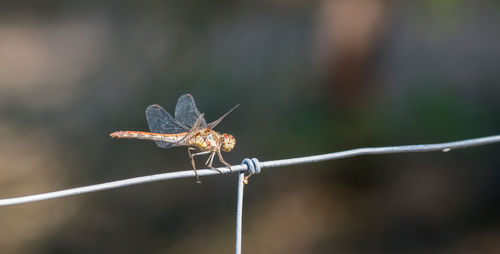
[110, 94, 238, 183]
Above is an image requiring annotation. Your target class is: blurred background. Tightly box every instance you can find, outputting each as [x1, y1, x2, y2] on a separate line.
[0, 0, 499, 253]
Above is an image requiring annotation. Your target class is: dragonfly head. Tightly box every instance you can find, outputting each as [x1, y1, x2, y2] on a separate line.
[220, 133, 236, 152]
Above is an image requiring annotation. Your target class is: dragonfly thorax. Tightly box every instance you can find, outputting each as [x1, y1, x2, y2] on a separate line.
[189, 129, 220, 151]
[189, 129, 235, 152]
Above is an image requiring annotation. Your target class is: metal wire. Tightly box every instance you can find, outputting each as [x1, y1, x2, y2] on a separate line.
[236, 158, 261, 253]
[1, 134, 499, 207]
[241, 158, 261, 175]
[235, 172, 245, 254]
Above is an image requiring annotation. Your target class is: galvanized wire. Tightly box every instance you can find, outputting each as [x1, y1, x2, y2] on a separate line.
[235, 172, 245, 254]
[0, 134, 499, 207]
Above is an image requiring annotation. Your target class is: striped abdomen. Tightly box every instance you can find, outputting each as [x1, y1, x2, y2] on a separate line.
[109, 131, 187, 144]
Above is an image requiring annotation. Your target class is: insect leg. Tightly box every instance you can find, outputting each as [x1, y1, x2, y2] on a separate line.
[206, 151, 222, 174]
[205, 151, 215, 165]
[188, 148, 209, 183]
[190, 150, 211, 157]
[217, 150, 232, 172]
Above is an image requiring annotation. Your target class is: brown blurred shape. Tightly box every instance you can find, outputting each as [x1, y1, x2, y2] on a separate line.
[316, 0, 388, 106]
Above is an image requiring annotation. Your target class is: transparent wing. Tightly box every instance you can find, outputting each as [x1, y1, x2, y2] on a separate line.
[191, 113, 206, 132]
[175, 94, 207, 128]
[146, 104, 189, 149]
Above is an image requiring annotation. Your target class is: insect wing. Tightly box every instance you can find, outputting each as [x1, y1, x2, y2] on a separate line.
[146, 104, 189, 148]
[175, 94, 207, 128]
[171, 113, 206, 146]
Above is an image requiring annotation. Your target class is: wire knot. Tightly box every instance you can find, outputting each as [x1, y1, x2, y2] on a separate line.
[241, 158, 261, 184]
[241, 158, 261, 174]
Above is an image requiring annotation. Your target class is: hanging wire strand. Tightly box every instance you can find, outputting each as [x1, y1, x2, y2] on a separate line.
[235, 158, 261, 254]
[235, 172, 245, 254]
[1, 134, 499, 207]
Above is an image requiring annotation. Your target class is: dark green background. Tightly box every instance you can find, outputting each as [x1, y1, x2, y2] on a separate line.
[0, 1, 499, 253]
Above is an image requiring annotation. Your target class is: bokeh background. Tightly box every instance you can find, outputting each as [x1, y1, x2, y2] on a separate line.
[1, 0, 499, 253]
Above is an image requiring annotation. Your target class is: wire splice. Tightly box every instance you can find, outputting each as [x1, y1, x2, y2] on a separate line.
[241, 158, 261, 184]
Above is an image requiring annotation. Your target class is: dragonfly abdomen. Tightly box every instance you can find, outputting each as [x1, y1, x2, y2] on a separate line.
[110, 131, 185, 143]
